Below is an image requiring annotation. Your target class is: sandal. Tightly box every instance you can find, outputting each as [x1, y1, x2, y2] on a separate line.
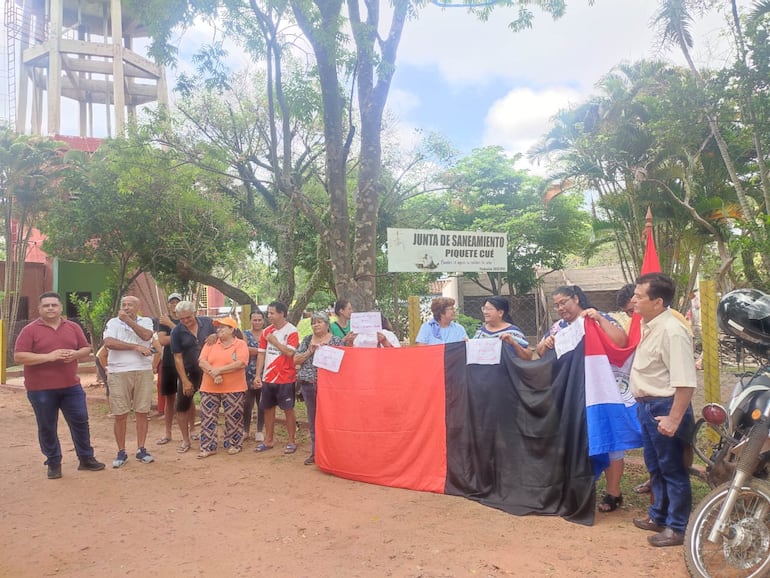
[176, 442, 191, 454]
[254, 443, 274, 453]
[598, 493, 623, 512]
[633, 479, 652, 494]
[156, 437, 172, 445]
[284, 443, 297, 455]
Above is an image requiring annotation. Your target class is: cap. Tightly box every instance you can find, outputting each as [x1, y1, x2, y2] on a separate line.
[213, 317, 239, 329]
[167, 293, 183, 302]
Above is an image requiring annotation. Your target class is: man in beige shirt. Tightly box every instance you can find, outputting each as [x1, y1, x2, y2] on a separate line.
[629, 273, 697, 547]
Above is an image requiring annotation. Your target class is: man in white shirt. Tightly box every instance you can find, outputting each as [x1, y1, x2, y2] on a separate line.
[103, 295, 156, 468]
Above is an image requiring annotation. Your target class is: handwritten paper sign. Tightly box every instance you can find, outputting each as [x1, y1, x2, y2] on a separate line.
[312, 345, 345, 373]
[350, 311, 382, 334]
[466, 338, 502, 365]
[554, 317, 585, 358]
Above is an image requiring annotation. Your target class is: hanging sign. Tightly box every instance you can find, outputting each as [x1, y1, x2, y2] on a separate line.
[386, 228, 507, 273]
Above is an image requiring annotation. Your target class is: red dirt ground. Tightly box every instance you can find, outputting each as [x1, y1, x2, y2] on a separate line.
[0, 378, 689, 578]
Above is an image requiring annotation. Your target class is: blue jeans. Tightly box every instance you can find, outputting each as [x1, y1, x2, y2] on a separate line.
[300, 381, 317, 457]
[27, 385, 95, 466]
[637, 397, 694, 533]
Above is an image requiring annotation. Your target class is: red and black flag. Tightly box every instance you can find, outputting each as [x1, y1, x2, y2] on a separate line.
[315, 342, 597, 525]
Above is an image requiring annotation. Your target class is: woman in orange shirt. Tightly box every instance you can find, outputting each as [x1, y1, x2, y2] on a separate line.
[197, 317, 249, 458]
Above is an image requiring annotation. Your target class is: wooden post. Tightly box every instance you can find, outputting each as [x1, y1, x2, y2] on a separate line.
[700, 279, 720, 443]
[407, 296, 420, 345]
[700, 279, 719, 404]
[0, 319, 6, 384]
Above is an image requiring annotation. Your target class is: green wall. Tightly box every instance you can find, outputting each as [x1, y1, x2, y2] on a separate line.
[53, 260, 110, 318]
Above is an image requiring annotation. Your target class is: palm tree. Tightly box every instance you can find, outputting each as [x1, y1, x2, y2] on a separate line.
[531, 59, 740, 293]
[653, 0, 770, 275]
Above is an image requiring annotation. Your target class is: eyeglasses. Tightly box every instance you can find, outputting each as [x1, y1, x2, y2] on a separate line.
[553, 298, 572, 310]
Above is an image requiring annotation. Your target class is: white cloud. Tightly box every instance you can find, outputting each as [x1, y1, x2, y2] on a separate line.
[481, 87, 580, 175]
[391, 1, 746, 174]
[483, 86, 579, 149]
[388, 88, 421, 118]
[398, 2, 736, 90]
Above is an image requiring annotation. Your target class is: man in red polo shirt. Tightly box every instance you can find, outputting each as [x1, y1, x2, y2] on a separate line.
[14, 292, 105, 479]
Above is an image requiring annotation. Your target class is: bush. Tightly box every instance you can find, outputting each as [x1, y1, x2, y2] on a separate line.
[456, 312, 480, 338]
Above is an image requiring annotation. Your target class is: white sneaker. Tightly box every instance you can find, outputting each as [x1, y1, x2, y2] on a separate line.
[255, 432, 264, 442]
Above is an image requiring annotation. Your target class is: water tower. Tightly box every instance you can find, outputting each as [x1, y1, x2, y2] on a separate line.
[5, 0, 168, 136]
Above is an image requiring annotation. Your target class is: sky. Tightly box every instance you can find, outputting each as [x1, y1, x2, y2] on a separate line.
[386, 0, 736, 172]
[0, 0, 740, 176]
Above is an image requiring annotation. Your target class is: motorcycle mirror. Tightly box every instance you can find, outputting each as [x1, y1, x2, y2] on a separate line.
[702, 403, 728, 426]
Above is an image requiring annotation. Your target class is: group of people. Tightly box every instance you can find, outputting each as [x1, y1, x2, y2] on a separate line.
[16, 273, 696, 548]
[414, 275, 696, 548]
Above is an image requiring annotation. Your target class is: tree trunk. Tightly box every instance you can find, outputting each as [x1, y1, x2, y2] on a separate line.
[176, 260, 257, 307]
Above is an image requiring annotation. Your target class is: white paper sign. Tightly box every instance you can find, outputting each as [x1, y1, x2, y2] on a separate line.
[350, 311, 382, 334]
[466, 338, 502, 365]
[554, 317, 585, 358]
[312, 345, 345, 373]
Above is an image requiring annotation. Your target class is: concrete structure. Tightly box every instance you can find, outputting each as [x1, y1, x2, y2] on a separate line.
[8, 0, 168, 136]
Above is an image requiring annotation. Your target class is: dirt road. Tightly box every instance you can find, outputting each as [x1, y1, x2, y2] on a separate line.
[0, 384, 688, 577]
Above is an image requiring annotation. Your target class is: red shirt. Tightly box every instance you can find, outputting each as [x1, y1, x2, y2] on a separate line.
[259, 323, 299, 384]
[14, 318, 90, 391]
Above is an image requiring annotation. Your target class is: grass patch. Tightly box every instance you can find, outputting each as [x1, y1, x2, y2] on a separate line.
[596, 451, 713, 513]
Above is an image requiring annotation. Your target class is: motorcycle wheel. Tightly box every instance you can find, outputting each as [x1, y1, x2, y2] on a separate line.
[692, 418, 720, 468]
[685, 479, 770, 577]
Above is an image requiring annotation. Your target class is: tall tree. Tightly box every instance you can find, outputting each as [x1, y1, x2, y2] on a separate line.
[654, 0, 770, 277]
[154, 67, 329, 314]
[0, 130, 66, 355]
[531, 59, 745, 296]
[41, 135, 255, 312]
[126, 0, 571, 310]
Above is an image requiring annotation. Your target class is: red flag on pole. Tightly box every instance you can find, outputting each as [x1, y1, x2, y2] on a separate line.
[626, 207, 661, 347]
[641, 206, 661, 275]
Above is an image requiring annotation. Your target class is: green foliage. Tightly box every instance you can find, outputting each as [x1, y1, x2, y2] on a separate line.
[119, 0, 579, 310]
[40, 134, 254, 297]
[401, 146, 590, 296]
[456, 312, 481, 337]
[69, 289, 117, 348]
[0, 130, 68, 361]
[531, 57, 755, 295]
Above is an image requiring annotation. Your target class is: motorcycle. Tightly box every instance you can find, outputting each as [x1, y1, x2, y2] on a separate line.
[685, 288, 770, 578]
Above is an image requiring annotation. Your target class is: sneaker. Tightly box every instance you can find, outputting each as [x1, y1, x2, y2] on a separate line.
[304, 455, 315, 466]
[227, 446, 242, 455]
[112, 450, 128, 468]
[47, 464, 62, 479]
[135, 447, 155, 463]
[254, 432, 264, 442]
[78, 456, 106, 471]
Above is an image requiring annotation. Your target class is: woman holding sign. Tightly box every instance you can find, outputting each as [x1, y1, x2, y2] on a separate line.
[536, 285, 627, 357]
[294, 312, 344, 466]
[535, 284, 628, 513]
[473, 296, 532, 360]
